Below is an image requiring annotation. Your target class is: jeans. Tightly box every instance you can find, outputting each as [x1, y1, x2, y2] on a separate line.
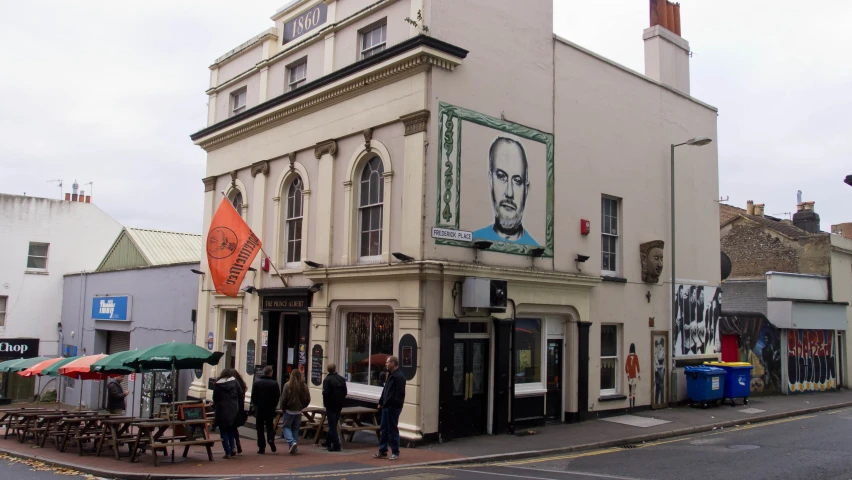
[326, 411, 341, 449]
[219, 427, 236, 455]
[377, 407, 402, 455]
[280, 412, 301, 446]
[256, 414, 275, 451]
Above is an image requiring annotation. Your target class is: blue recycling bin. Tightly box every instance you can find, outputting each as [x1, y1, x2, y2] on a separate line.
[705, 362, 753, 406]
[684, 366, 726, 405]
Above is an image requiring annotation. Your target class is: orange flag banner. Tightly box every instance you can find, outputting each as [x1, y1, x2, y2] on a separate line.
[206, 198, 262, 297]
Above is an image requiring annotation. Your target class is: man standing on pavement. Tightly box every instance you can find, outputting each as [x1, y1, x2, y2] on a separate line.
[106, 375, 129, 414]
[322, 363, 347, 452]
[251, 366, 280, 454]
[374, 356, 405, 460]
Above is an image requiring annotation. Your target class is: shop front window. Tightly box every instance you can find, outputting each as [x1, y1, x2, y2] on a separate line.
[344, 312, 393, 386]
[515, 318, 541, 384]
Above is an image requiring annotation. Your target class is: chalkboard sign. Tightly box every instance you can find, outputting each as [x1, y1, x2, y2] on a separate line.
[177, 403, 209, 440]
[311, 344, 323, 386]
[246, 339, 256, 376]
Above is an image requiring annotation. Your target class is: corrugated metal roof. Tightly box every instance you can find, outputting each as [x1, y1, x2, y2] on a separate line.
[125, 228, 201, 266]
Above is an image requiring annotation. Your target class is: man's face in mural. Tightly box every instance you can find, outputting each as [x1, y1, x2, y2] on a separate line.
[488, 138, 529, 236]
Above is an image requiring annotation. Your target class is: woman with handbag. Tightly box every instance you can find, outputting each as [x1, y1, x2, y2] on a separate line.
[212, 368, 243, 459]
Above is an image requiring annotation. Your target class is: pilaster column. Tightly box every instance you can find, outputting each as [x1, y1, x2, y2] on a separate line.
[399, 110, 430, 259]
[314, 140, 337, 265]
[394, 307, 424, 438]
[259, 67, 270, 102]
[189, 176, 219, 399]
[307, 305, 330, 406]
[323, 0, 337, 74]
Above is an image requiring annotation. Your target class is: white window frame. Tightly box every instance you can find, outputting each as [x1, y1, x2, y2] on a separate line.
[341, 310, 395, 401]
[0, 296, 6, 328]
[221, 310, 239, 371]
[285, 177, 304, 268]
[601, 196, 620, 277]
[358, 156, 384, 263]
[231, 88, 246, 115]
[288, 60, 307, 91]
[26, 242, 49, 271]
[600, 324, 621, 396]
[360, 21, 387, 60]
[514, 317, 564, 397]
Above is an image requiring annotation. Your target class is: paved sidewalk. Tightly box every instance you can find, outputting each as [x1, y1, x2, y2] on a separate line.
[1, 390, 851, 479]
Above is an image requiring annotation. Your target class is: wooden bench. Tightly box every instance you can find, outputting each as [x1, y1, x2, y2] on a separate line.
[149, 439, 216, 461]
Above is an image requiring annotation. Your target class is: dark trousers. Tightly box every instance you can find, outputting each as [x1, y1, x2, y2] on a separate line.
[326, 411, 341, 449]
[378, 407, 402, 455]
[255, 414, 275, 451]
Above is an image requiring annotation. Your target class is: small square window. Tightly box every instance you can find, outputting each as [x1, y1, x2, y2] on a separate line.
[288, 61, 307, 91]
[231, 88, 246, 115]
[360, 22, 387, 59]
[27, 242, 49, 270]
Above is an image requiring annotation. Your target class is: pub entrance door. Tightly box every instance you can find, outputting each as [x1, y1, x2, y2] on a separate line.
[545, 339, 562, 420]
[259, 288, 313, 386]
[444, 338, 489, 438]
[266, 313, 302, 386]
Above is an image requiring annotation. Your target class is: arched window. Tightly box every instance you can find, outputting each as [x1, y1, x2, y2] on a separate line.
[230, 191, 243, 217]
[285, 177, 303, 265]
[358, 156, 384, 259]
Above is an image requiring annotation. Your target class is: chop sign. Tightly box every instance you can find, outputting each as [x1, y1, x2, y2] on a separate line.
[0, 342, 29, 354]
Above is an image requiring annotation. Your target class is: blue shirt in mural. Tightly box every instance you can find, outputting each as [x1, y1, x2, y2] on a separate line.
[472, 224, 539, 246]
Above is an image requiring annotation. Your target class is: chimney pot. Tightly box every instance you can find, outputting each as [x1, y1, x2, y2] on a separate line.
[793, 201, 820, 233]
[746, 200, 754, 215]
[71, 194, 78, 201]
[85, 195, 91, 203]
[64, 193, 71, 201]
[754, 204, 765, 217]
[673, 3, 681, 36]
[802, 201, 815, 211]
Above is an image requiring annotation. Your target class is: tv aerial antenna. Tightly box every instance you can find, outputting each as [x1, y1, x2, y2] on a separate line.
[84, 181, 93, 199]
[47, 179, 63, 199]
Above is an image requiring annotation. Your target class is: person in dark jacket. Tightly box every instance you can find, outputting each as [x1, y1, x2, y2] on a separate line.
[374, 356, 405, 460]
[251, 366, 280, 454]
[321, 363, 347, 452]
[232, 371, 248, 455]
[213, 368, 243, 459]
[106, 376, 129, 414]
[277, 369, 310, 454]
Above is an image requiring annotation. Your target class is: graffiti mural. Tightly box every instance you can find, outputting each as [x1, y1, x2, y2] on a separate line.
[651, 332, 668, 408]
[673, 284, 721, 356]
[433, 102, 554, 256]
[787, 330, 836, 393]
[720, 315, 781, 394]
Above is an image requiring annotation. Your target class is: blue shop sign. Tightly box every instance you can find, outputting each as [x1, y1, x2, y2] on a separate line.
[91, 295, 131, 321]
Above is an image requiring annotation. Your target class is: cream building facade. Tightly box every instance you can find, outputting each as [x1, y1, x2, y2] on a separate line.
[189, 0, 720, 442]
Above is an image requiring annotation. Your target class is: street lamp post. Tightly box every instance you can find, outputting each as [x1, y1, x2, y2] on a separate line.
[670, 136, 712, 404]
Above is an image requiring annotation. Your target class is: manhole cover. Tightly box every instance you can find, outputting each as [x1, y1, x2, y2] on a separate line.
[727, 444, 760, 450]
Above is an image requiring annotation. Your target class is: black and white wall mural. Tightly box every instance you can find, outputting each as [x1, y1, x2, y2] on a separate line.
[673, 284, 721, 356]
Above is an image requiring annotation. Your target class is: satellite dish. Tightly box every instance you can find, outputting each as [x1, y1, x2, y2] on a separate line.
[721, 252, 732, 281]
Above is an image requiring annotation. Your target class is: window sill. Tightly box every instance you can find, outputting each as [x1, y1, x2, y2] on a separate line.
[598, 394, 626, 402]
[25, 269, 49, 275]
[601, 276, 626, 283]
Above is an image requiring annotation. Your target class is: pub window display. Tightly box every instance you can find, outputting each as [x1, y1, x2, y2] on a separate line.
[514, 319, 541, 384]
[344, 312, 394, 386]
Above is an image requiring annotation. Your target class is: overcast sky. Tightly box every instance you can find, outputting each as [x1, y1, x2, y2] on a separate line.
[1, 1, 849, 234]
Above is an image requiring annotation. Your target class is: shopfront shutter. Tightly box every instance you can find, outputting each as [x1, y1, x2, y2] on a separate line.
[107, 331, 131, 390]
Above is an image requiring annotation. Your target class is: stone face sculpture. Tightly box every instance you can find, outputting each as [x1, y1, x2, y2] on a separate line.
[640, 240, 665, 284]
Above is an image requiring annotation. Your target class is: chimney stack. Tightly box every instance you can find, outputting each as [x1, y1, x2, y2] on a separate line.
[746, 200, 754, 215]
[644, 1, 690, 94]
[64, 193, 71, 201]
[754, 204, 765, 217]
[793, 200, 820, 233]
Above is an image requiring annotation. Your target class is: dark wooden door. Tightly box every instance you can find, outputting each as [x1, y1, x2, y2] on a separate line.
[546, 340, 562, 420]
[444, 339, 489, 438]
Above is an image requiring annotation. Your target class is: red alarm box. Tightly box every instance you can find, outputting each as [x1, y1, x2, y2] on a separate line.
[260, 256, 270, 272]
[580, 219, 591, 235]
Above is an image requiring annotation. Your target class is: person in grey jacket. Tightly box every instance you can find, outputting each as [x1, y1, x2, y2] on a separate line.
[277, 369, 310, 454]
[374, 356, 405, 460]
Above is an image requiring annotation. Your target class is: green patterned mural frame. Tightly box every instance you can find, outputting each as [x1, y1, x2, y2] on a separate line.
[435, 102, 555, 257]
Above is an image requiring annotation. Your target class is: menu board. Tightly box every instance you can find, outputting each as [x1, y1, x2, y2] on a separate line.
[246, 339, 256, 376]
[311, 344, 323, 386]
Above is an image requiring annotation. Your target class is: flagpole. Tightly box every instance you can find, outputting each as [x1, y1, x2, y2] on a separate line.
[259, 246, 288, 287]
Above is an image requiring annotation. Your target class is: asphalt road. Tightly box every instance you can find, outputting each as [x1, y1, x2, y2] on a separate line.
[6, 407, 852, 479]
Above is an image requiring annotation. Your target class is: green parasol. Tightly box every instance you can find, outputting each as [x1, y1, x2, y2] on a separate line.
[91, 350, 141, 374]
[0, 356, 49, 373]
[40, 356, 80, 377]
[125, 342, 223, 371]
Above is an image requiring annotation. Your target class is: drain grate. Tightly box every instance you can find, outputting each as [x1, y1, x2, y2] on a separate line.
[618, 444, 638, 449]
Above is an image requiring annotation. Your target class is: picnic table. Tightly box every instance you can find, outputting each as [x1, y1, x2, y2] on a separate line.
[274, 406, 379, 449]
[0, 408, 58, 440]
[94, 416, 138, 459]
[129, 418, 215, 466]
